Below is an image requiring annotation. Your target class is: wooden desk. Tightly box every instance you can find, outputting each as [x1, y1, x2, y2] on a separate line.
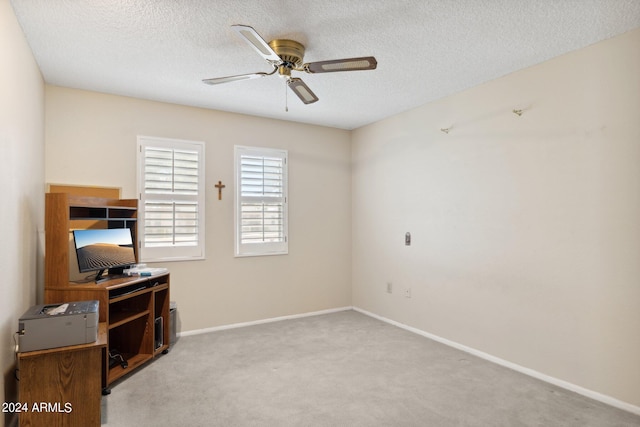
[44, 194, 171, 389]
[18, 323, 107, 427]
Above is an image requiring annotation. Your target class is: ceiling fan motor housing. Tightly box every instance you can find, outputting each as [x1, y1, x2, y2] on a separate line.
[268, 39, 305, 68]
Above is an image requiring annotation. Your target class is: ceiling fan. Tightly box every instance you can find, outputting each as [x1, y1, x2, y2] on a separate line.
[203, 25, 377, 105]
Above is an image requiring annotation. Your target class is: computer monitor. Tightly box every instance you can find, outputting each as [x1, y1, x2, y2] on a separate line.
[73, 228, 136, 283]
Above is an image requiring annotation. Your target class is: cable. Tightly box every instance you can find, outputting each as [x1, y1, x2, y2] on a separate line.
[13, 332, 20, 381]
[13, 331, 20, 357]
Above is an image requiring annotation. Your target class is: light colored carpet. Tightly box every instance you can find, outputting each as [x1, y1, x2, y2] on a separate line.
[102, 310, 640, 426]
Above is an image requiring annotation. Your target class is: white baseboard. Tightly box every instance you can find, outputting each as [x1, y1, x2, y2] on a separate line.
[353, 306, 640, 416]
[179, 306, 353, 337]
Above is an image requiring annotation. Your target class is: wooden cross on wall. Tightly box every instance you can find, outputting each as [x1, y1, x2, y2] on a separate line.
[214, 180, 226, 200]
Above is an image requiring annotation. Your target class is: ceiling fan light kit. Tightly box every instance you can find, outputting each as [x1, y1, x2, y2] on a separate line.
[203, 24, 377, 106]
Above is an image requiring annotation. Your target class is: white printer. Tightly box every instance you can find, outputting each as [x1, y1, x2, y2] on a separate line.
[18, 300, 99, 352]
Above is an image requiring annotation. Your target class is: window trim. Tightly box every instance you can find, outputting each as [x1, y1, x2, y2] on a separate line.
[137, 135, 205, 262]
[234, 145, 288, 257]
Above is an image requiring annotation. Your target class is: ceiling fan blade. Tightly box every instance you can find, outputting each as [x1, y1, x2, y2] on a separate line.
[231, 24, 282, 64]
[304, 56, 377, 74]
[202, 66, 278, 85]
[288, 78, 319, 104]
[202, 72, 267, 85]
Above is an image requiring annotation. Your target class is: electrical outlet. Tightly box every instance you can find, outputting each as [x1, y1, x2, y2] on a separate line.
[386, 282, 393, 294]
[404, 287, 411, 298]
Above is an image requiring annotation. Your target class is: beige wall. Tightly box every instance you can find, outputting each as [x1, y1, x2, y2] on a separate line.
[352, 28, 640, 407]
[45, 87, 352, 332]
[0, 1, 45, 426]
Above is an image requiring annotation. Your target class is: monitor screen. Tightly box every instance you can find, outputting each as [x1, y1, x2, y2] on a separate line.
[73, 228, 136, 273]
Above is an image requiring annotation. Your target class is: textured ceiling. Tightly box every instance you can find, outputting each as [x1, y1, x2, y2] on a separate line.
[10, 0, 640, 130]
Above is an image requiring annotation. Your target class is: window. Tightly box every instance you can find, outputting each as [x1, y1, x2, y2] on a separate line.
[137, 136, 205, 262]
[235, 146, 288, 257]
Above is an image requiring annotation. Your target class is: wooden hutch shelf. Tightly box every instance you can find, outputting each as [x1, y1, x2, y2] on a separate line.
[44, 193, 170, 392]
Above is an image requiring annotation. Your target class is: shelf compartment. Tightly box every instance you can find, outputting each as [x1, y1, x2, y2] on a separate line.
[109, 309, 150, 330]
[69, 205, 137, 221]
[109, 285, 150, 304]
[154, 288, 169, 319]
[109, 286, 151, 308]
[107, 207, 137, 219]
[109, 289, 151, 330]
[108, 353, 153, 383]
[107, 315, 153, 383]
[69, 206, 108, 220]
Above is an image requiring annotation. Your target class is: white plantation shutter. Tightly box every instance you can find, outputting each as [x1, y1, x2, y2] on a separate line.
[138, 136, 205, 261]
[235, 146, 288, 256]
[143, 200, 199, 247]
